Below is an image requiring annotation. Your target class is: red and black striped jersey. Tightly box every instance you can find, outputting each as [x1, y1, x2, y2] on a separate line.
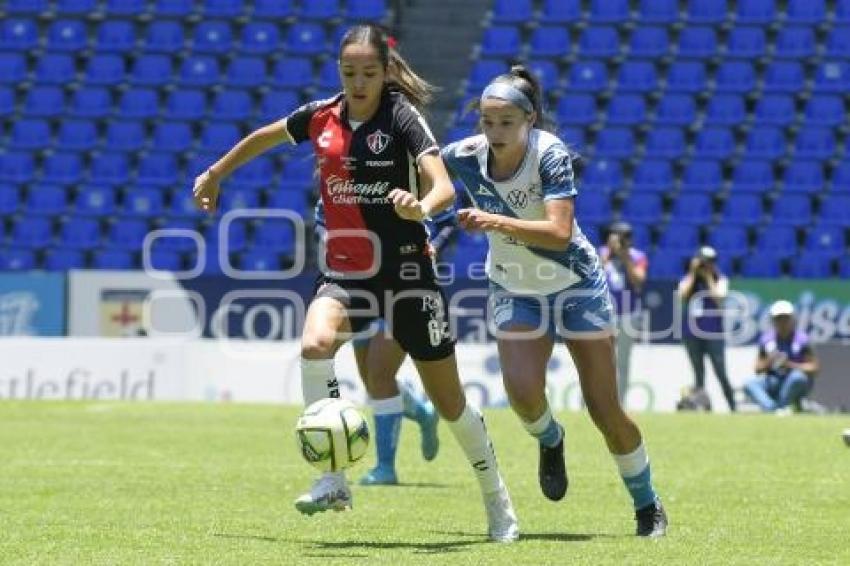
[283, 88, 439, 275]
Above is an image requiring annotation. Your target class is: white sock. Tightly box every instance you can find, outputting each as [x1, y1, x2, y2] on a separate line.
[612, 442, 649, 478]
[300, 357, 337, 406]
[369, 394, 404, 414]
[447, 403, 502, 494]
[521, 405, 564, 447]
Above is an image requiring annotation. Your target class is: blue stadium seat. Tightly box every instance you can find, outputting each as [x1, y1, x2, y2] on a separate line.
[731, 162, 774, 194]
[726, 27, 766, 58]
[10, 119, 51, 150]
[231, 156, 272, 188]
[44, 248, 86, 270]
[26, 184, 68, 216]
[272, 57, 314, 88]
[137, 154, 179, 186]
[831, 163, 850, 193]
[258, 90, 300, 123]
[347, 0, 386, 21]
[540, 0, 581, 23]
[756, 225, 797, 254]
[753, 95, 795, 126]
[560, 127, 585, 149]
[621, 193, 663, 223]
[681, 160, 722, 192]
[628, 27, 669, 58]
[595, 128, 635, 159]
[71, 88, 112, 118]
[0, 54, 26, 84]
[670, 193, 712, 223]
[10, 217, 53, 248]
[0, 152, 35, 183]
[632, 160, 673, 193]
[34, 54, 74, 85]
[131, 55, 173, 87]
[286, 23, 326, 55]
[677, 27, 717, 58]
[6, 0, 46, 13]
[786, 0, 825, 24]
[589, 0, 630, 23]
[492, 0, 533, 23]
[119, 88, 158, 119]
[105, 0, 147, 15]
[813, 62, 850, 93]
[279, 158, 314, 187]
[75, 185, 117, 216]
[837, 0, 850, 23]
[721, 194, 763, 225]
[144, 21, 184, 52]
[317, 59, 341, 89]
[57, 119, 97, 150]
[782, 161, 824, 194]
[170, 192, 205, 218]
[124, 186, 165, 217]
[0, 248, 36, 270]
[655, 94, 696, 126]
[579, 27, 620, 58]
[300, 0, 340, 20]
[23, 87, 64, 118]
[649, 249, 688, 278]
[805, 225, 845, 255]
[43, 152, 83, 184]
[267, 191, 308, 215]
[203, 0, 242, 17]
[253, 0, 295, 19]
[771, 195, 812, 226]
[180, 56, 220, 87]
[147, 247, 183, 271]
[825, 27, 850, 58]
[708, 225, 749, 257]
[617, 61, 658, 92]
[56, 0, 97, 14]
[775, 27, 816, 59]
[240, 22, 279, 54]
[529, 27, 570, 58]
[96, 21, 135, 53]
[109, 219, 150, 250]
[226, 57, 266, 88]
[818, 195, 850, 225]
[47, 20, 88, 52]
[576, 192, 611, 223]
[219, 188, 260, 212]
[193, 21, 233, 54]
[763, 62, 805, 92]
[90, 153, 130, 185]
[659, 224, 700, 251]
[165, 89, 206, 120]
[91, 249, 134, 269]
[201, 123, 241, 152]
[85, 55, 126, 86]
[152, 121, 192, 152]
[735, 0, 776, 24]
[556, 95, 596, 126]
[154, 0, 192, 17]
[527, 60, 559, 91]
[793, 128, 835, 160]
[803, 95, 843, 127]
[740, 253, 784, 277]
[645, 127, 685, 159]
[481, 26, 521, 57]
[212, 90, 252, 121]
[0, 87, 13, 117]
[239, 250, 282, 271]
[791, 253, 834, 278]
[567, 61, 609, 91]
[0, 184, 20, 215]
[666, 62, 706, 93]
[714, 62, 755, 93]
[743, 127, 785, 160]
[705, 95, 745, 125]
[154, 218, 201, 252]
[185, 152, 219, 178]
[695, 128, 734, 159]
[686, 0, 726, 24]
[1, 18, 38, 51]
[253, 219, 295, 252]
[606, 94, 645, 126]
[583, 159, 623, 194]
[638, 0, 679, 23]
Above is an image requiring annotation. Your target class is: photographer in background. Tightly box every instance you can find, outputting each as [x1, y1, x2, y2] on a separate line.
[744, 300, 818, 414]
[677, 246, 736, 412]
[599, 221, 648, 404]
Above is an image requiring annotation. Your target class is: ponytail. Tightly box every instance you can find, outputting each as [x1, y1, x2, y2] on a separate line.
[465, 63, 555, 132]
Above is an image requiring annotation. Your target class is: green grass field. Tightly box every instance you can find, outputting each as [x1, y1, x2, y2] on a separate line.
[1, 402, 848, 565]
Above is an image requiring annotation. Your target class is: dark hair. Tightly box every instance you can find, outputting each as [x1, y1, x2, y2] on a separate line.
[467, 64, 554, 131]
[339, 24, 435, 109]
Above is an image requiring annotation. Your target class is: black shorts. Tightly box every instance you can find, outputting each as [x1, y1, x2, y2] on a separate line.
[313, 260, 456, 362]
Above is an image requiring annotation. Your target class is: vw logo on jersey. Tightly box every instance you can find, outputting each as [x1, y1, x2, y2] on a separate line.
[507, 189, 529, 209]
[366, 129, 391, 154]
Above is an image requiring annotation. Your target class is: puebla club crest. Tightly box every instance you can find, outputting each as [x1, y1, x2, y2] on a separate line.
[366, 129, 391, 154]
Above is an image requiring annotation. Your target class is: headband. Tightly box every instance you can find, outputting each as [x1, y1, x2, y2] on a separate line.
[481, 82, 534, 114]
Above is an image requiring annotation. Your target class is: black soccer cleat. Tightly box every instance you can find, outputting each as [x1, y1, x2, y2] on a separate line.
[635, 499, 668, 538]
[538, 435, 568, 501]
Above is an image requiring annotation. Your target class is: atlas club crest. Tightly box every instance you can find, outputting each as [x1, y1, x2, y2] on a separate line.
[366, 129, 391, 154]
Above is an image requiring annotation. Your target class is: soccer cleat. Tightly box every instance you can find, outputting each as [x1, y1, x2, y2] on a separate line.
[294, 472, 352, 516]
[483, 480, 520, 543]
[417, 402, 440, 461]
[635, 498, 668, 538]
[539, 435, 568, 501]
[359, 465, 398, 486]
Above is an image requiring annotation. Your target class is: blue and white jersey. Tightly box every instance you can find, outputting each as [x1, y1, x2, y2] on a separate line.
[442, 129, 602, 295]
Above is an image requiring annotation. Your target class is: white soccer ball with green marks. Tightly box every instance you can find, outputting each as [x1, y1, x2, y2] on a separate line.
[296, 398, 370, 472]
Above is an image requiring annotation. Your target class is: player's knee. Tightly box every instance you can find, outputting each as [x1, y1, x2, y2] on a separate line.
[301, 333, 336, 359]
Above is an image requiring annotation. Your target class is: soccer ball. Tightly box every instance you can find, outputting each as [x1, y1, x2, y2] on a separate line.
[295, 398, 370, 472]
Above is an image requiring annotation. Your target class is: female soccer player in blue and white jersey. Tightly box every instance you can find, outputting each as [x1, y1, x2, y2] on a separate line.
[441, 66, 667, 537]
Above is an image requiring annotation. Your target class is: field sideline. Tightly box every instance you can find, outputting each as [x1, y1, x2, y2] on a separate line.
[1, 402, 847, 565]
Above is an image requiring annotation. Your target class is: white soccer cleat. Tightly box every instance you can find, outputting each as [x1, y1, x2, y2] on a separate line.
[294, 472, 352, 516]
[483, 480, 519, 543]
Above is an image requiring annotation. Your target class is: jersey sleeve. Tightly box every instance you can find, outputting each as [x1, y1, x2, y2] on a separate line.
[282, 100, 323, 144]
[539, 143, 577, 201]
[395, 102, 439, 162]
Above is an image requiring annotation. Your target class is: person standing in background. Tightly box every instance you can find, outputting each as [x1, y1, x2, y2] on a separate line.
[599, 221, 648, 405]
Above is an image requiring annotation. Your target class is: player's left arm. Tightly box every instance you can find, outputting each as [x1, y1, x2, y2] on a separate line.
[786, 345, 819, 377]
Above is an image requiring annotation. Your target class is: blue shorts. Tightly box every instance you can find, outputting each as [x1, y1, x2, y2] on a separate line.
[488, 276, 614, 340]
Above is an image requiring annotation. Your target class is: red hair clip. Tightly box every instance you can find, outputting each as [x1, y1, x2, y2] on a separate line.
[387, 36, 398, 49]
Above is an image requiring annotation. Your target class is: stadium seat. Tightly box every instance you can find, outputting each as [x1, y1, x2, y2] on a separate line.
[529, 27, 570, 58]
[786, 0, 825, 24]
[582, 159, 623, 194]
[714, 62, 756, 93]
[801, 96, 842, 129]
[26, 184, 68, 216]
[774, 27, 816, 59]
[579, 27, 620, 58]
[0, 152, 34, 183]
[825, 28, 850, 58]
[818, 195, 850, 225]
[677, 27, 717, 58]
[231, 156, 272, 188]
[44, 248, 86, 271]
[632, 160, 674, 193]
[96, 21, 135, 53]
[90, 153, 130, 185]
[557, 95, 596, 126]
[239, 249, 282, 271]
[258, 90, 300, 123]
[201, 123, 241, 152]
[621, 193, 663, 223]
[756, 225, 797, 254]
[629, 27, 669, 58]
[285, 23, 326, 55]
[659, 225, 700, 251]
[118, 89, 158, 119]
[753, 95, 795, 127]
[726, 27, 766, 58]
[771, 195, 812, 226]
[180, 56, 220, 87]
[347, 0, 386, 21]
[70, 88, 112, 118]
[638, 0, 679, 23]
[595, 128, 635, 159]
[576, 192, 611, 223]
[42, 152, 83, 184]
[56, 0, 97, 14]
[204, 221, 247, 252]
[739, 252, 784, 277]
[10, 119, 51, 150]
[147, 246, 183, 271]
[137, 154, 179, 186]
[670, 194, 713, 223]
[589, 0, 629, 23]
[695, 128, 734, 159]
[154, 0, 192, 17]
[0, 248, 36, 270]
[743, 127, 785, 160]
[645, 127, 685, 159]
[105, 0, 147, 15]
[34, 54, 74, 85]
[567, 61, 609, 91]
[491, 0, 533, 23]
[831, 163, 850, 193]
[540, 0, 581, 23]
[708, 225, 749, 257]
[253, 0, 295, 19]
[226, 57, 266, 88]
[193, 21, 233, 54]
[92, 249, 134, 269]
[149, 121, 190, 153]
[203, 0, 242, 17]
[7, 0, 47, 13]
[649, 249, 688, 278]
[219, 188, 260, 212]
[791, 253, 834, 278]
[240, 22, 279, 54]
[23, 87, 64, 118]
[131, 55, 173, 87]
[212, 90, 252, 121]
[0, 184, 20, 215]
[253, 219, 295, 252]
[1, 18, 38, 51]
[527, 61, 559, 91]
[165, 89, 206, 120]
[10, 217, 53, 248]
[686, 0, 726, 24]
[481, 26, 521, 57]
[731, 161, 774, 194]
[813, 62, 850, 93]
[317, 59, 341, 89]
[617, 61, 658, 92]
[75, 185, 117, 216]
[763, 62, 805, 92]
[0, 88, 13, 117]
[735, 0, 776, 24]
[169, 192, 206, 218]
[124, 187, 165, 217]
[655, 94, 696, 126]
[85, 55, 126, 86]
[782, 162, 825, 194]
[666, 62, 706, 93]
[109, 219, 150, 250]
[721, 194, 763, 225]
[681, 160, 722, 192]
[705, 95, 745, 125]
[300, 0, 340, 20]
[606, 94, 645, 126]
[560, 127, 585, 149]
[804, 225, 845, 255]
[793, 128, 835, 160]
[0, 54, 26, 84]
[144, 21, 184, 53]
[57, 119, 97, 151]
[272, 57, 314, 88]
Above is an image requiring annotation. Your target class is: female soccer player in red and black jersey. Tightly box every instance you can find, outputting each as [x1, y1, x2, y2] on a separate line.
[192, 24, 518, 542]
